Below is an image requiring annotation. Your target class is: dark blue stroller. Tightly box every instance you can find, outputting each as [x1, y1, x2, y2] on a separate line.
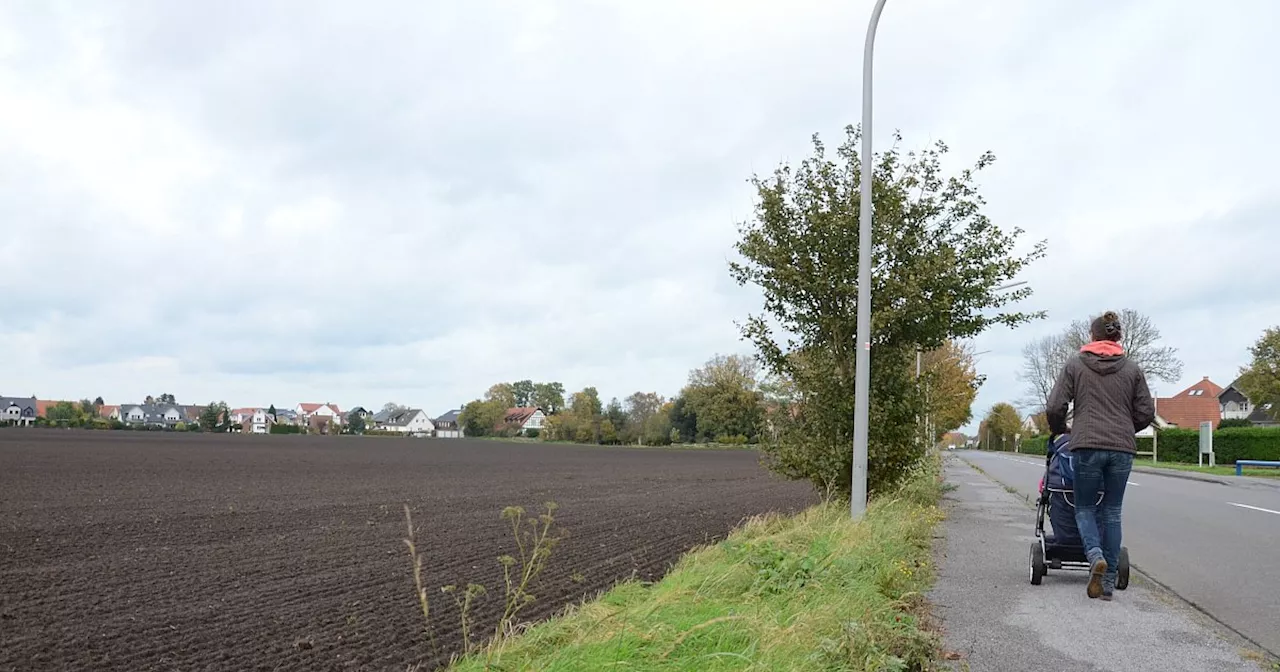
[1029, 433, 1131, 587]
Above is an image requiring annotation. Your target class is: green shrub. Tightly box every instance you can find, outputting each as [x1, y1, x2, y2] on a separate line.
[1217, 418, 1253, 429]
[716, 433, 749, 445]
[524, 428, 540, 439]
[269, 424, 302, 435]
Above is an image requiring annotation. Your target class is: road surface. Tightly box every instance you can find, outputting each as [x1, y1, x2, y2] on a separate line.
[954, 449, 1280, 658]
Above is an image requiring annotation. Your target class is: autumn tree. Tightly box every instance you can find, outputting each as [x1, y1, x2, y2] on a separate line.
[982, 403, 1023, 451]
[680, 354, 764, 442]
[459, 399, 505, 437]
[731, 126, 1045, 497]
[1238, 326, 1280, 419]
[916, 340, 981, 442]
[485, 383, 517, 409]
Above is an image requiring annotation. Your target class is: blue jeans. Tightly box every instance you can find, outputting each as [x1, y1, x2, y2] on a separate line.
[1072, 448, 1134, 591]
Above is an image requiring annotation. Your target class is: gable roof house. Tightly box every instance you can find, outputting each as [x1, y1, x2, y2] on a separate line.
[297, 403, 342, 424]
[381, 408, 435, 435]
[498, 407, 547, 436]
[0, 396, 38, 426]
[117, 403, 196, 428]
[434, 409, 463, 438]
[1247, 402, 1279, 428]
[1218, 378, 1257, 421]
[1156, 377, 1224, 430]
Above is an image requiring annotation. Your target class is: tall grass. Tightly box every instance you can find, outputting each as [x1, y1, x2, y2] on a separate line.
[448, 453, 946, 671]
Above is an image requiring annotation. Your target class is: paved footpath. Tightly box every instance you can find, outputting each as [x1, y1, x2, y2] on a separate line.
[929, 454, 1274, 672]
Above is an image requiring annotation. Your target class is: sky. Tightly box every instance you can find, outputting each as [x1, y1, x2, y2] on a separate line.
[2, 0, 1277, 430]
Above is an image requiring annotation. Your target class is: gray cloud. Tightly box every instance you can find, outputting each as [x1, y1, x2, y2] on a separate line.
[1, 0, 1277, 423]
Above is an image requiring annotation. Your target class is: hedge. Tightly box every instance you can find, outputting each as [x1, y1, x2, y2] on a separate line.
[986, 428, 1280, 464]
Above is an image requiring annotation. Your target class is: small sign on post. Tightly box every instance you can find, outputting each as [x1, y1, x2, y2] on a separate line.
[1199, 421, 1214, 468]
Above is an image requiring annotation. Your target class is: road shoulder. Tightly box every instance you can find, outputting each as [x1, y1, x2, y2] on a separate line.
[929, 454, 1269, 672]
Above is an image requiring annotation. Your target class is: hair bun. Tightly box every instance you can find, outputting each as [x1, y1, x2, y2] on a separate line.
[1102, 311, 1120, 323]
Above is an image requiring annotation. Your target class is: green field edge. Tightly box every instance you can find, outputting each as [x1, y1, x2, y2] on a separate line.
[445, 453, 947, 672]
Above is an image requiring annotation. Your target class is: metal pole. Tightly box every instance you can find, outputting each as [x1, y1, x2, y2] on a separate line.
[852, 0, 890, 520]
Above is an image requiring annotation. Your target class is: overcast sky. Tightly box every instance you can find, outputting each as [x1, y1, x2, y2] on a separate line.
[2, 0, 1276, 428]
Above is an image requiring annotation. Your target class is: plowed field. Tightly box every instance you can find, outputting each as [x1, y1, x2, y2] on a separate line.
[0, 431, 816, 671]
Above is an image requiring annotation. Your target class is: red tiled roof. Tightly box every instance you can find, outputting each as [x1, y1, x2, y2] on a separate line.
[500, 407, 539, 428]
[1156, 395, 1221, 430]
[299, 403, 340, 414]
[35, 400, 66, 417]
[98, 405, 119, 418]
[1174, 377, 1223, 399]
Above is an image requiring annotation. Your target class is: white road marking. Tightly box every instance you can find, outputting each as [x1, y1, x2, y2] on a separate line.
[1128, 482, 1142, 487]
[1228, 502, 1280, 516]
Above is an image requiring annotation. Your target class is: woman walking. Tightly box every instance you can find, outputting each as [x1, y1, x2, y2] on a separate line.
[1046, 311, 1155, 600]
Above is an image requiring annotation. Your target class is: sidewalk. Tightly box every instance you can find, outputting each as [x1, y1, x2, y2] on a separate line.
[929, 454, 1270, 671]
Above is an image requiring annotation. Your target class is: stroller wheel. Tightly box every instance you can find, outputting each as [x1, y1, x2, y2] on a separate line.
[1029, 542, 1045, 585]
[1117, 547, 1131, 590]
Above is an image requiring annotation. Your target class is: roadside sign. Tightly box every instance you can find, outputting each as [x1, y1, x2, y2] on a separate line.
[1199, 421, 1214, 467]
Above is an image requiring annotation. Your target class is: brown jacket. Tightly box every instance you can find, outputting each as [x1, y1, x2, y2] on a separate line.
[1046, 349, 1155, 454]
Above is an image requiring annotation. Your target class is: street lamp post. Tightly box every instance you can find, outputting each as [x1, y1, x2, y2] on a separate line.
[851, 0, 890, 520]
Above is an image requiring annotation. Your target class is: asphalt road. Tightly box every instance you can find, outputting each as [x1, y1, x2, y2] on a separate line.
[955, 449, 1280, 658]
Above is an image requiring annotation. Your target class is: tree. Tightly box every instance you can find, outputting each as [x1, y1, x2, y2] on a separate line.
[1018, 332, 1071, 415]
[200, 402, 230, 432]
[1238, 326, 1280, 419]
[668, 395, 698, 444]
[982, 403, 1023, 451]
[622, 392, 665, 444]
[511, 380, 536, 408]
[730, 127, 1045, 496]
[1062, 309, 1183, 384]
[347, 414, 367, 434]
[79, 399, 99, 419]
[532, 382, 566, 414]
[268, 404, 277, 418]
[93, 396, 104, 406]
[46, 401, 79, 425]
[144, 395, 155, 405]
[681, 354, 764, 442]
[604, 398, 628, 443]
[485, 383, 517, 410]
[915, 340, 981, 442]
[459, 399, 505, 437]
[158, 393, 176, 404]
[382, 402, 408, 414]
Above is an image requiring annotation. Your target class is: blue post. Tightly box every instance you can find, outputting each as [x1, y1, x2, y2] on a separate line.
[1237, 462, 1243, 476]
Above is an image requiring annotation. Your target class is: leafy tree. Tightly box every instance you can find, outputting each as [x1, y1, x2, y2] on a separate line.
[730, 127, 1044, 496]
[382, 402, 408, 414]
[485, 383, 517, 409]
[200, 401, 230, 432]
[623, 392, 666, 445]
[459, 399, 505, 437]
[982, 403, 1023, 450]
[532, 382, 566, 414]
[681, 354, 764, 442]
[79, 399, 98, 419]
[47, 401, 79, 425]
[668, 395, 698, 444]
[144, 395, 155, 405]
[268, 404, 277, 418]
[93, 396, 104, 406]
[157, 393, 176, 404]
[604, 398, 628, 442]
[511, 380, 536, 407]
[1238, 326, 1280, 419]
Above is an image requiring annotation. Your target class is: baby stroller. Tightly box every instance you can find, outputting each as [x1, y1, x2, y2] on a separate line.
[1029, 433, 1131, 588]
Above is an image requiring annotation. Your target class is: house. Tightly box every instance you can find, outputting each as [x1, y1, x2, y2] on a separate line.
[117, 403, 198, 428]
[240, 409, 274, 434]
[1154, 378, 1223, 430]
[1218, 379, 1255, 421]
[347, 407, 371, 421]
[381, 408, 435, 435]
[0, 396, 38, 426]
[296, 403, 342, 425]
[272, 408, 300, 425]
[1247, 402, 1278, 428]
[98, 405, 119, 421]
[308, 414, 339, 435]
[434, 409, 463, 438]
[499, 407, 546, 436]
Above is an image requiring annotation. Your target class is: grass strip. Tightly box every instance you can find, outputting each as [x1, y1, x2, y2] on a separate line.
[449, 454, 946, 671]
[1133, 458, 1280, 479]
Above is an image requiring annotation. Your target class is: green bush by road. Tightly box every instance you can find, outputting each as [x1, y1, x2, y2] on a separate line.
[449, 454, 946, 671]
[992, 428, 1280, 465]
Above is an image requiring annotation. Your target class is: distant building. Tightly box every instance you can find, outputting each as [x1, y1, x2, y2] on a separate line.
[499, 407, 547, 436]
[0, 396, 38, 426]
[434, 409, 463, 438]
[380, 408, 435, 435]
[296, 403, 342, 426]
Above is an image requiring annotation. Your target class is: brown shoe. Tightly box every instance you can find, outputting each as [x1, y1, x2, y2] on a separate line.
[1087, 558, 1108, 599]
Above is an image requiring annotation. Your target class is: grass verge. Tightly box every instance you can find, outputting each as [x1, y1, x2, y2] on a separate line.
[1134, 458, 1280, 479]
[447, 454, 946, 671]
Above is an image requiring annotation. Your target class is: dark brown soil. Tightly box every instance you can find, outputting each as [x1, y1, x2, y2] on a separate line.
[0, 430, 816, 671]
